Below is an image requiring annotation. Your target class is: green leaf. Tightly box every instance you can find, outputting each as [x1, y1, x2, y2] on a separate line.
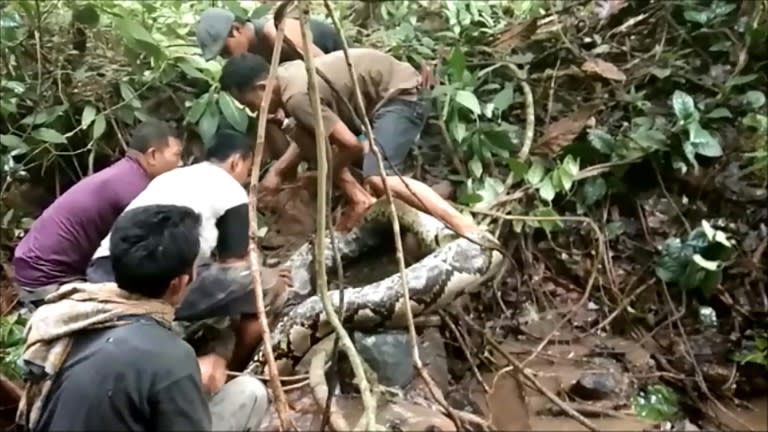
[725, 74, 758, 88]
[683, 10, 710, 25]
[450, 121, 467, 143]
[454, 90, 481, 115]
[672, 90, 698, 124]
[581, 176, 607, 206]
[218, 92, 248, 133]
[468, 157, 483, 178]
[507, 158, 528, 180]
[91, 115, 106, 141]
[558, 167, 574, 192]
[0, 134, 27, 151]
[177, 59, 209, 82]
[20, 104, 68, 126]
[491, 85, 515, 112]
[31, 128, 67, 144]
[742, 113, 768, 134]
[186, 95, 209, 125]
[531, 207, 561, 232]
[692, 254, 720, 271]
[705, 107, 732, 119]
[198, 105, 220, 148]
[587, 129, 615, 154]
[741, 90, 766, 109]
[113, 17, 159, 47]
[119, 83, 142, 109]
[561, 155, 579, 177]
[687, 123, 722, 157]
[538, 176, 556, 201]
[630, 129, 667, 149]
[72, 3, 100, 27]
[448, 47, 466, 82]
[525, 161, 546, 186]
[81, 105, 97, 129]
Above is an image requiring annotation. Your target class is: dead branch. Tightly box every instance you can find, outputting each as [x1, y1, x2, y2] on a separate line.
[297, 6, 379, 431]
[458, 311, 600, 432]
[246, 1, 293, 429]
[321, 2, 474, 430]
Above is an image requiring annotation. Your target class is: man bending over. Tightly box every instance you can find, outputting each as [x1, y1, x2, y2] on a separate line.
[196, 7, 343, 63]
[219, 49, 479, 235]
[12, 120, 182, 310]
[87, 128, 292, 374]
[197, 7, 344, 172]
[17, 205, 268, 431]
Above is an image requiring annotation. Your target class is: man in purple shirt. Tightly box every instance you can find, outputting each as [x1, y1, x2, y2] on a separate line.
[12, 120, 183, 309]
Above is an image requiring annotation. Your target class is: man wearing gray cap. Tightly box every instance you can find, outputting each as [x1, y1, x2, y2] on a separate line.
[195, 7, 344, 64]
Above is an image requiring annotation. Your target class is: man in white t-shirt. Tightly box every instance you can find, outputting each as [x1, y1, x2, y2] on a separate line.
[86, 128, 292, 387]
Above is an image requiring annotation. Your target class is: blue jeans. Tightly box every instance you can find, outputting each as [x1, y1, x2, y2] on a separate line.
[361, 96, 429, 178]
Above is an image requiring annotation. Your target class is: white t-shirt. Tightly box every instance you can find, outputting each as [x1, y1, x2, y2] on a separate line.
[91, 162, 248, 261]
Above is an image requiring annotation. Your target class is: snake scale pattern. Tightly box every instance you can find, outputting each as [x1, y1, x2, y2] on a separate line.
[247, 198, 504, 375]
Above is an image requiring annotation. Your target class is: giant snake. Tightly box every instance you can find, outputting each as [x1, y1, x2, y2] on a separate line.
[247, 198, 504, 375]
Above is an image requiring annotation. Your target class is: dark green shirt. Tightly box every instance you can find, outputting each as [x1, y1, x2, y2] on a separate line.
[250, 16, 344, 63]
[33, 317, 211, 432]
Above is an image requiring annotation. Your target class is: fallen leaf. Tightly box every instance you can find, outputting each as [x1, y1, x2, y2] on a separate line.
[537, 103, 602, 155]
[581, 58, 627, 82]
[595, 0, 628, 19]
[493, 19, 538, 51]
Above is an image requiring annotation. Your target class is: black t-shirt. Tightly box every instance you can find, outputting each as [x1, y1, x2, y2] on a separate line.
[34, 317, 211, 432]
[251, 16, 344, 63]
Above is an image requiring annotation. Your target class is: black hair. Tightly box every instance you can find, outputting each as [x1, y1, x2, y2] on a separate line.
[205, 127, 254, 162]
[128, 120, 177, 153]
[109, 205, 201, 299]
[219, 53, 270, 93]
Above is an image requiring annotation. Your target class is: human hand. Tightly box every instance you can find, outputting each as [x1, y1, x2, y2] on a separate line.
[267, 108, 286, 125]
[197, 353, 228, 395]
[358, 134, 370, 153]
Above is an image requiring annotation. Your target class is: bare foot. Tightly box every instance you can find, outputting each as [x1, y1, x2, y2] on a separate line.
[335, 199, 374, 233]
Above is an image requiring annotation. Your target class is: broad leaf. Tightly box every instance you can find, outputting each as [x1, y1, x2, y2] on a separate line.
[119, 83, 142, 109]
[525, 161, 546, 186]
[218, 93, 248, 133]
[0, 134, 27, 151]
[92, 115, 107, 141]
[687, 123, 722, 157]
[454, 90, 481, 115]
[81, 105, 97, 129]
[31, 128, 67, 144]
[587, 128, 615, 154]
[491, 85, 515, 112]
[468, 157, 483, 178]
[198, 105, 220, 148]
[537, 176, 556, 201]
[672, 90, 697, 124]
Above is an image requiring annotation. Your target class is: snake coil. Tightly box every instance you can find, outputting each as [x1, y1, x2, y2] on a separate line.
[248, 199, 504, 375]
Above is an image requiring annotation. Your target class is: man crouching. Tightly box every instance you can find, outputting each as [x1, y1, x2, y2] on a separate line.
[16, 205, 268, 431]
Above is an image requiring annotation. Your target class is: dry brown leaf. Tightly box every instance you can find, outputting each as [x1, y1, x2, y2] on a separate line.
[537, 103, 601, 155]
[581, 58, 627, 82]
[595, 0, 628, 19]
[493, 19, 538, 51]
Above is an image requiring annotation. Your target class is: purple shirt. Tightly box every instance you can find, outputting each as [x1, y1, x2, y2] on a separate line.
[12, 155, 150, 288]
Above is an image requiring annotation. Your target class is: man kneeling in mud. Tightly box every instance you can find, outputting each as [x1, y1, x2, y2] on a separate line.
[18, 205, 268, 431]
[219, 49, 479, 235]
[87, 128, 291, 375]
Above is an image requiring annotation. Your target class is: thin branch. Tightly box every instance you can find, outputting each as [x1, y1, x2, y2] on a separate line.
[247, 2, 293, 429]
[297, 6, 379, 431]
[321, 2, 469, 429]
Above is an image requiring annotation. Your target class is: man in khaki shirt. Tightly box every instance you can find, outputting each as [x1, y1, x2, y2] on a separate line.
[220, 48, 478, 236]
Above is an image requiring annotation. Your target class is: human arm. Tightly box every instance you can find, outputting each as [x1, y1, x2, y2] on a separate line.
[263, 17, 325, 58]
[285, 94, 363, 155]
